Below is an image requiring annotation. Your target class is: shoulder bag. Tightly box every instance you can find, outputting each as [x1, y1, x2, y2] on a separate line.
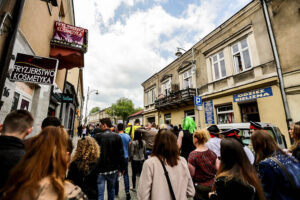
[159, 158, 176, 200]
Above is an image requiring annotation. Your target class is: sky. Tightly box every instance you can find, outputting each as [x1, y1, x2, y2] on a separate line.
[74, 0, 252, 115]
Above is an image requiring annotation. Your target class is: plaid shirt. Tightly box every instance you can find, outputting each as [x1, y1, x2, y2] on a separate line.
[188, 149, 217, 187]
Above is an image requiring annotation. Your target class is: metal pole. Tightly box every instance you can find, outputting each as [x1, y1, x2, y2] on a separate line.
[261, 0, 292, 128]
[59, 69, 68, 121]
[192, 47, 201, 129]
[85, 86, 89, 124]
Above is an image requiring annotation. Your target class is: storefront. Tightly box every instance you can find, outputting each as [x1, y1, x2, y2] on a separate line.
[200, 82, 289, 144]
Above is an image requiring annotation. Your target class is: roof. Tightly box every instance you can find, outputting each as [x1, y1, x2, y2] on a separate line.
[128, 110, 144, 118]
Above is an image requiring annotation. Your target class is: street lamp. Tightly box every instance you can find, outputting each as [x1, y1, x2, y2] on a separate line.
[175, 47, 201, 129]
[84, 86, 99, 124]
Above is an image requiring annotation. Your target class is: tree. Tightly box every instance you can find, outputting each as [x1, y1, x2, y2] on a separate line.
[106, 98, 138, 121]
[89, 106, 100, 114]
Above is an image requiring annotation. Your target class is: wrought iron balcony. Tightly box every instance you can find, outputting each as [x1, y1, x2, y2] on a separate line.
[155, 88, 196, 110]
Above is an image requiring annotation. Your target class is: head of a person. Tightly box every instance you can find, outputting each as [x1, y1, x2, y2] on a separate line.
[251, 130, 282, 163]
[217, 138, 265, 200]
[166, 120, 170, 125]
[249, 121, 263, 133]
[207, 125, 220, 137]
[100, 118, 112, 130]
[2, 110, 34, 139]
[159, 123, 168, 130]
[41, 116, 61, 129]
[134, 118, 140, 125]
[289, 122, 300, 141]
[96, 123, 100, 128]
[151, 129, 179, 167]
[193, 129, 209, 146]
[72, 136, 100, 173]
[152, 122, 156, 129]
[117, 123, 124, 132]
[147, 122, 152, 128]
[134, 129, 143, 141]
[127, 122, 132, 127]
[182, 117, 196, 134]
[2, 126, 69, 200]
[173, 125, 179, 133]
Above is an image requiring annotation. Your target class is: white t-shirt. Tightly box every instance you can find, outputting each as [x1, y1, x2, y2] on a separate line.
[206, 137, 221, 157]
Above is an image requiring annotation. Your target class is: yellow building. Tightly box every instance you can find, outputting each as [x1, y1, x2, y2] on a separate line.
[142, 0, 291, 145]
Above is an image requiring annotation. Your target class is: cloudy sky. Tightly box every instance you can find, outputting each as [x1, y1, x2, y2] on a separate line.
[74, 0, 252, 114]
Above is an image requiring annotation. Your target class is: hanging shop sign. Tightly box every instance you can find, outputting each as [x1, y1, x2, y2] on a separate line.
[204, 100, 215, 124]
[51, 21, 88, 52]
[10, 53, 58, 85]
[233, 87, 273, 102]
[59, 93, 74, 103]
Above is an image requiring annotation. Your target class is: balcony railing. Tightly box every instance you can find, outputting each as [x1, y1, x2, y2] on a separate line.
[155, 88, 196, 109]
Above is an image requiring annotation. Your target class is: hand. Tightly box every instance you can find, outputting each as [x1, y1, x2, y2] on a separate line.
[208, 192, 216, 198]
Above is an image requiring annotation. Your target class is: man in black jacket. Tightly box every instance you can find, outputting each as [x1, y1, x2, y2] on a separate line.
[95, 118, 125, 200]
[0, 110, 33, 190]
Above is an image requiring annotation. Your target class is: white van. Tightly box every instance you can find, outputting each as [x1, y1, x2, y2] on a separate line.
[217, 122, 287, 149]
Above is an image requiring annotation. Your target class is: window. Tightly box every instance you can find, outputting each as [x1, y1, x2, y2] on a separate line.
[216, 105, 234, 124]
[146, 88, 155, 105]
[162, 79, 171, 95]
[232, 38, 252, 73]
[164, 113, 171, 124]
[11, 92, 20, 111]
[183, 69, 193, 89]
[185, 109, 195, 121]
[211, 51, 226, 80]
[239, 102, 260, 122]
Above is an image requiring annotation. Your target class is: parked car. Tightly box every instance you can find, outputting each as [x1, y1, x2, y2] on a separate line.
[217, 122, 287, 149]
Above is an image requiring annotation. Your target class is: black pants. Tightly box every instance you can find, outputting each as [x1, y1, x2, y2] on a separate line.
[194, 184, 211, 200]
[131, 160, 144, 188]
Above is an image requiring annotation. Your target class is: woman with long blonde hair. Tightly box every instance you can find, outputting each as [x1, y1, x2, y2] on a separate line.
[1, 126, 87, 200]
[67, 136, 100, 199]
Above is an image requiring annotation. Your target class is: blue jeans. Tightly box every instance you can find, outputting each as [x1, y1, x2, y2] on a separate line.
[115, 158, 130, 194]
[97, 172, 118, 200]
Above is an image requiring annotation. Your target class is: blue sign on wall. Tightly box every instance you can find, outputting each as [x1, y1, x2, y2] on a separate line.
[233, 87, 273, 102]
[194, 96, 202, 106]
[204, 100, 215, 124]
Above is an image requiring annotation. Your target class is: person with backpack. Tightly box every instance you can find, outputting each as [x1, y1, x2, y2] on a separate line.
[129, 129, 146, 192]
[251, 130, 300, 200]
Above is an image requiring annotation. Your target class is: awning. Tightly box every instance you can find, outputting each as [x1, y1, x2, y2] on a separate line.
[49, 46, 84, 70]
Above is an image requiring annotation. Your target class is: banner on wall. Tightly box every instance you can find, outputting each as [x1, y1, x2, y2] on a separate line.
[204, 100, 215, 124]
[10, 53, 58, 85]
[233, 87, 273, 102]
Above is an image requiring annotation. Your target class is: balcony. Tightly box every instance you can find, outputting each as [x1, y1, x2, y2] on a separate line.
[155, 88, 196, 110]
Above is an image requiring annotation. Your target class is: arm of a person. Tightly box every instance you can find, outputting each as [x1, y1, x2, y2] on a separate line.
[118, 137, 125, 173]
[66, 162, 78, 183]
[137, 161, 152, 200]
[184, 160, 196, 198]
[258, 162, 276, 200]
[177, 131, 184, 149]
[215, 158, 220, 170]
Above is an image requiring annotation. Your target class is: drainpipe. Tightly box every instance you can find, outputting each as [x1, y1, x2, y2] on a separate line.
[261, 0, 292, 127]
[192, 47, 201, 129]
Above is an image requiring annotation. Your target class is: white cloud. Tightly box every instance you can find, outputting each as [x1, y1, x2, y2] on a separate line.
[74, 0, 251, 115]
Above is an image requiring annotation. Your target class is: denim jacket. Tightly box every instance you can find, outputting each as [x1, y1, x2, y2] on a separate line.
[259, 152, 300, 200]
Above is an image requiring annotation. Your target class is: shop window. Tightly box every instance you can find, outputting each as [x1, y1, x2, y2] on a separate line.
[185, 109, 195, 121]
[164, 113, 171, 124]
[216, 105, 234, 124]
[239, 102, 260, 122]
[183, 69, 193, 89]
[211, 51, 226, 80]
[147, 117, 155, 124]
[232, 38, 252, 73]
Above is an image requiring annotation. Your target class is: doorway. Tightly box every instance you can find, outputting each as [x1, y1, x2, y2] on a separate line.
[239, 101, 260, 122]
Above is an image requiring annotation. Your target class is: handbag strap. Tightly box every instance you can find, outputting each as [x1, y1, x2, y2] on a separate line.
[159, 158, 176, 200]
[269, 157, 297, 190]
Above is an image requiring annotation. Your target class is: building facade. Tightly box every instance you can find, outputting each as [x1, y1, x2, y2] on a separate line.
[0, 0, 85, 136]
[142, 0, 293, 145]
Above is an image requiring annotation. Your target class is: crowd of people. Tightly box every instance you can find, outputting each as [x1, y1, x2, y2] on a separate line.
[0, 110, 299, 200]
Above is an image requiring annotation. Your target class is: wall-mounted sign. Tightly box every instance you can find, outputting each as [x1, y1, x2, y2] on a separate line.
[233, 87, 273, 102]
[204, 100, 215, 124]
[194, 96, 202, 106]
[61, 93, 74, 103]
[10, 53, 58, 85]
[51, 21, 88, 52]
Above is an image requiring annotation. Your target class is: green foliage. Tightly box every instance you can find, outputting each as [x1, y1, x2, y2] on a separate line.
[106, 98, 140, 121]
[89, 106, 100, 114]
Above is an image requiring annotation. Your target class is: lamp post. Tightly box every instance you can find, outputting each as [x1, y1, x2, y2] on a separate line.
[175, 47, 201, 129]
[84, 86, 99, 124]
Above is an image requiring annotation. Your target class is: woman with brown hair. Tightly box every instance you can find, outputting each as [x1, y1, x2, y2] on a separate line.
[1, 126, 87, 200]
[251, 130, 300, 200]
[289, 121, 300, 160]
[188, 129, 218, 200]
[67, 136, 100, 200]
[210, 138, 265, 200]
[137, 129, 195, 200]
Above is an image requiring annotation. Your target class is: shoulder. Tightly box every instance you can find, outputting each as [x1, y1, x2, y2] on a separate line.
[64, 181, 88, 199]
